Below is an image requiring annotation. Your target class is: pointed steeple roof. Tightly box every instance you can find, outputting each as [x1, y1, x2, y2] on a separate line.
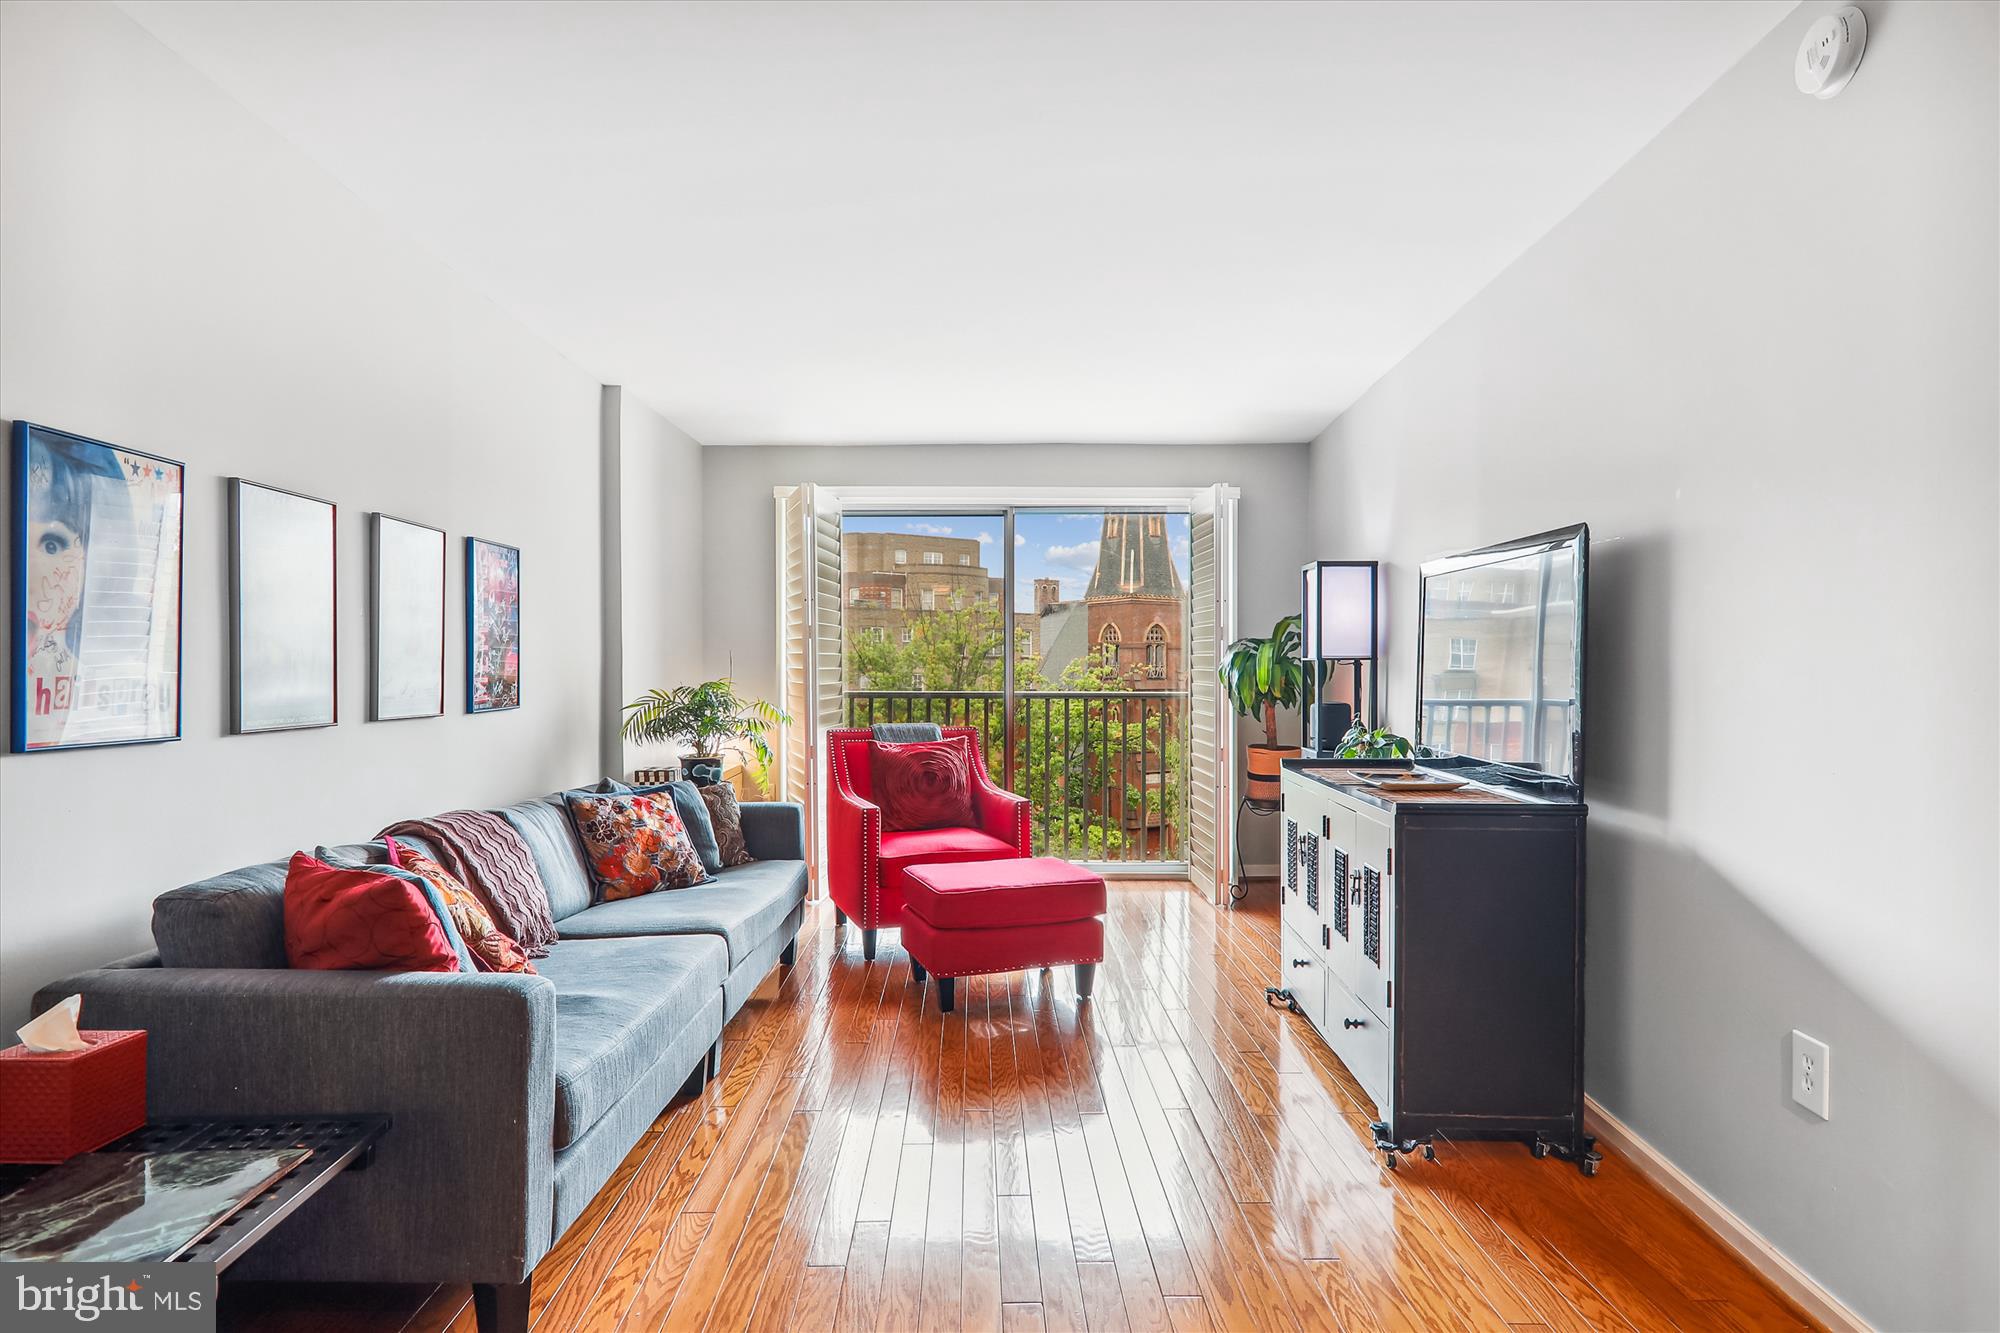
[1085, 513, 1183, 600]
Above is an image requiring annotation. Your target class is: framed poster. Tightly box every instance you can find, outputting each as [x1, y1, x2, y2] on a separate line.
[465, 536, 520, 713]
[10, 422, 184, 752]
[229, 479, 337, 734]
[369, 514, 446, 721]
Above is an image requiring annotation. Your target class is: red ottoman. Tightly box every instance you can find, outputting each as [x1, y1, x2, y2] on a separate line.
[901, 856, 1107, 1012]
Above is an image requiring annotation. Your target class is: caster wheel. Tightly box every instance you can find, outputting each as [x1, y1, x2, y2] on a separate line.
[1383, 1153, 1398, 1171]
[1530, 1140, 1550, 1159]
[1422, 1144, 1437, 1162]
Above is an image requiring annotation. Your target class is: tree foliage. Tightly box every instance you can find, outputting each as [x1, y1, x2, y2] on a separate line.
[847, 607, 1185, 860]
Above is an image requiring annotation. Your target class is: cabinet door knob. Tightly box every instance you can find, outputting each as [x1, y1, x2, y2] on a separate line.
[1291, 958, 1311, 968]
[1343, 1017, 1366, 1029]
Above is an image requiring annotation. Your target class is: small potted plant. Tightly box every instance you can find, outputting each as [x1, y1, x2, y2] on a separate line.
[1335, 721, 1413, 760]
[1219, 614, 1308, 806]
[620, 679, 789, 786]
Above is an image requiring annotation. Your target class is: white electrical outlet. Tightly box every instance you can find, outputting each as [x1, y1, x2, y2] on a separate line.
[1791, 1030, 1831, 1119]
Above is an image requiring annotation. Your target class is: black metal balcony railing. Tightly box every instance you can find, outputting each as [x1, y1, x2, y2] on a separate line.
[844, 689, 1189, 864]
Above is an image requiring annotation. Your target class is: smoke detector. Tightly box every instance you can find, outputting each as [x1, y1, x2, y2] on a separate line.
[1795, 6, 1867, 99]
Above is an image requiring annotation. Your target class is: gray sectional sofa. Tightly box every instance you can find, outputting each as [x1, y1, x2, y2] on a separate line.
[32, 789, 809, 1333]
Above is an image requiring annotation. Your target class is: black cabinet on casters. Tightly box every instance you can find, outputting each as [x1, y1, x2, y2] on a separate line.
[1278, 760, 1598, 1175]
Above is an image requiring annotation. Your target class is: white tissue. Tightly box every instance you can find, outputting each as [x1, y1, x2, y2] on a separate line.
[17, 993, 88, 1052]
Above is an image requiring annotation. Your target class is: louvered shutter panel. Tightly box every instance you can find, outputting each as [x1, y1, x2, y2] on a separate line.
[1187, 484, 1238, 902]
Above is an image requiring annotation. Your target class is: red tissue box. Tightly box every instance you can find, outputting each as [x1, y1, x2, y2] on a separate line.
[0, 1029, 148, 1163]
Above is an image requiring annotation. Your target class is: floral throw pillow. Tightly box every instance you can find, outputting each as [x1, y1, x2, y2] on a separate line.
[699, 782, 755, 866]
[563, 791, 712, 901]
[385, 836, 535, 974]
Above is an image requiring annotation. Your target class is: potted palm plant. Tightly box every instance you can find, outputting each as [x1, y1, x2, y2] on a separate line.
[1219, 613, 1308, 806]
[620, 679, 789, 786]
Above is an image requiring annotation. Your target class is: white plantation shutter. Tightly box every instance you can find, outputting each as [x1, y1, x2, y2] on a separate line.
[1188, 484, 1239, 903]
[774, 484, 844, 892]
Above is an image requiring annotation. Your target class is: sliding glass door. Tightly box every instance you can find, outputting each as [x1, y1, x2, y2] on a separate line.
[838, 507, 1192, 869]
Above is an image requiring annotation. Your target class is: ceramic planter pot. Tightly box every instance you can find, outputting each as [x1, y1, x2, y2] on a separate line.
[1246, 742, 1300, 806]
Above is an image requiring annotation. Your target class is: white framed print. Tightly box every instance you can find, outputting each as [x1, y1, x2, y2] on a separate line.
[229, 478, 337, 734]
[370, 513, 446, 721]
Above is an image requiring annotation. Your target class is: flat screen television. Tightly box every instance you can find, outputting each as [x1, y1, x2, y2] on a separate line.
[1414, 524, 1588, 794]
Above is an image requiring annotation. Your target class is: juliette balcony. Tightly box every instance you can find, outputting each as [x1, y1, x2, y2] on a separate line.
[843, 689, 1190, 865]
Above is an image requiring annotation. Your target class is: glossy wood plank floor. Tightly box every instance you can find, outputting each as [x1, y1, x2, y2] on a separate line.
[222, 880, 1819, 1333]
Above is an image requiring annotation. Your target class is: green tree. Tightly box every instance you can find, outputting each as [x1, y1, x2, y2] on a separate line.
[846, 613, 1187, 862]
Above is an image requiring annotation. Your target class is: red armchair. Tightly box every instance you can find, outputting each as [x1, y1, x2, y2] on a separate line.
[825, 727, 1031, 959]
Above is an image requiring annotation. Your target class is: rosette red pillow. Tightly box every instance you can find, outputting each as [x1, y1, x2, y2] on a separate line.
[282, 851, 460, 972]
[871, 738, 977, 831]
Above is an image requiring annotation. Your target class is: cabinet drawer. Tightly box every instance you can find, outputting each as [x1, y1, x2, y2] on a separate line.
[1281, 924, 1326, 1035]
[1322, 976, 1391, 1118]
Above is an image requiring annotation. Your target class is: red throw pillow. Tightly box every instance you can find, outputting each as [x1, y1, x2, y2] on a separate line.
[872, 738, 977, 832]
[283, 851, 461, 972]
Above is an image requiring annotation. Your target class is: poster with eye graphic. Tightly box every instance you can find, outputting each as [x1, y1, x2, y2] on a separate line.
[11, 423, 184, 752]
[466, 536, 520, 713]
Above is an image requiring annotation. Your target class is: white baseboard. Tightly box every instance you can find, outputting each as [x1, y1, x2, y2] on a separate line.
[1583, 1096, 1869, 1332]
[1239, 862, 1279, 878]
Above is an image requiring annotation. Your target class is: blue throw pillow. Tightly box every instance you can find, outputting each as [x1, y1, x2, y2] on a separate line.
[591, 778, 724, 876]
[314, 844, 476, 973]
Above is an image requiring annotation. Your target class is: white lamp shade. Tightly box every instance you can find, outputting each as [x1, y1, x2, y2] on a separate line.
[1311, 563, 1375, 658]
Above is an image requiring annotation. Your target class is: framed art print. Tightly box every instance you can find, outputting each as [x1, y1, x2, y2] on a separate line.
[229, 478, 337, 734]
[370, 514, 446, 721]
[10, 421, 184, 752]
[465, 536, 520, 713]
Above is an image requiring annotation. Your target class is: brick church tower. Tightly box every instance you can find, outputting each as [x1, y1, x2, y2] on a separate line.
[1084, 513, 1183, 690]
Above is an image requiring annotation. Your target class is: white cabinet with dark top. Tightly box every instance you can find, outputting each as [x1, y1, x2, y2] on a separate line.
[1277, 761, 1594, 1173]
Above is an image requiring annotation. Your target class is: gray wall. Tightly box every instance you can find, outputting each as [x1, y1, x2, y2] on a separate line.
[699, 442, 1312, 868]
[1306, 3, 1998, 1326]
[603, 386, 708, 775]
[0, 2, 608, 1024]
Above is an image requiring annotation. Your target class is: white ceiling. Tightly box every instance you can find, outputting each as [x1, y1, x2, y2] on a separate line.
[119, 0, 1794, 446]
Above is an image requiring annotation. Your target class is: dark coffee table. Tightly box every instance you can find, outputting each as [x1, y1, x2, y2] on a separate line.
[0, 1115, 389, 1271]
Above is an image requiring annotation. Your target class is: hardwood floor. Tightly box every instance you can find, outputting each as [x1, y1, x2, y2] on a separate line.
[221, 879, 1819, 1332]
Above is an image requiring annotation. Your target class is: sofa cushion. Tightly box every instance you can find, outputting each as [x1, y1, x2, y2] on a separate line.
[555, 860, 807, 968]
[499, 797, 595, 921]
[283, 852, 462, 973]
[532, 934, 726, 1148]
[877, 826, 1019, 904]
[153, 842, 387, 970]
[594, 779, 724, 876]
[563, 790, 711, 901]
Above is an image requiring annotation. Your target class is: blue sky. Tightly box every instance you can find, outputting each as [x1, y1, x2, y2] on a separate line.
[844, 511, 1190, 611]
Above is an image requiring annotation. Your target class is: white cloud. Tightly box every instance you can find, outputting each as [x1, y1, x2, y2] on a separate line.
[1015, 532, 1027, 547]
[976, 531, 995, 545]
[1045, 540, 1099, 571]
[904, 522, 953, 536]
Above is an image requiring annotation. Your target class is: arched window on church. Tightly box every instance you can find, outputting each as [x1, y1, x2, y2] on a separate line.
[1144, 622, 1167, 679]
[1098, 623, 1121, 667]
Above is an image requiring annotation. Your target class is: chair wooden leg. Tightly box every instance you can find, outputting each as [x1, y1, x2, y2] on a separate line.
[910, 957, 927, 983]
[1075, 961, 1097, 1000]
[937, 977, 956, 1013]
[861, 928, 878, 961]
[780, 934, 797, 967]
[473, 1280, 529, 1333]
